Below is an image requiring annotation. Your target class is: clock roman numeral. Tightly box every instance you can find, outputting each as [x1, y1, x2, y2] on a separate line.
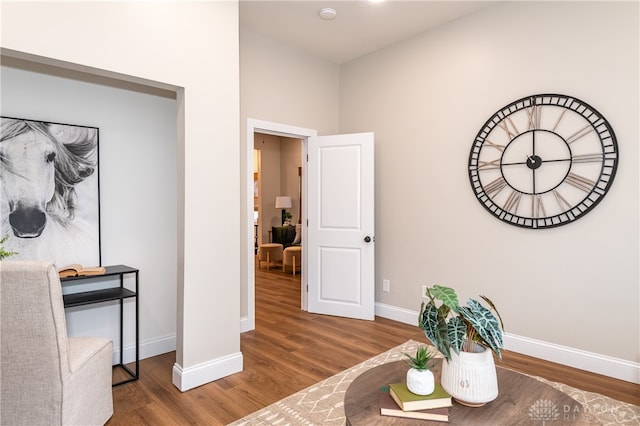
[503, 190, 521, 213]
[478, 158, 501, 171]
[497, 117, 519, 140]
[484, 139, 505, 152]
[551, 108, 567, 132]
[527, 105, 541, 130]
[532, 194, 546, 218]
[484, 176, 508, 196]
[552, 108, 596, 145]
[572, 153, 603, 163]
[553, 189, 572, 211]
[565, 172, 596, 192]
[565, 124, 595, 145]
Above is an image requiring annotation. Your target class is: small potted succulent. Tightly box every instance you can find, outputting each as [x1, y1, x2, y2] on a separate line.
[403, 344, 436, 395]
[418, 284, 504, 406]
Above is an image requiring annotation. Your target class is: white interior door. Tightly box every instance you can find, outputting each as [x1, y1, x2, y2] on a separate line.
[307, 132, 375, 320]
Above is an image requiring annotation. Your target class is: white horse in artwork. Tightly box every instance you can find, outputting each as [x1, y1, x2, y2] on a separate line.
[0, 118, 99, 265]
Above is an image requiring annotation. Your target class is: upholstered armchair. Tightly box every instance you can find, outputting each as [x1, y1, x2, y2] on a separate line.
[0, 261, 113, 425]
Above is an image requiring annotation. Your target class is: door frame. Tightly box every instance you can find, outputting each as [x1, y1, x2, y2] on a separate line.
[243, 118, 317, 332]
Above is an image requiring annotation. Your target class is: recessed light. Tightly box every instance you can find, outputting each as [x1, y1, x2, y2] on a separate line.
[319, 7, 337, 20]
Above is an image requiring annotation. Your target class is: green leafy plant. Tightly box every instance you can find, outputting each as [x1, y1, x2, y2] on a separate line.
[419, 284, 504, 362]
[403, 345, 435, 371]
[0, 235, 18, 260]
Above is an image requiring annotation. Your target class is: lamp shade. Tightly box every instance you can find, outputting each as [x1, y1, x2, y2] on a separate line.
[275, 196, 292, 209]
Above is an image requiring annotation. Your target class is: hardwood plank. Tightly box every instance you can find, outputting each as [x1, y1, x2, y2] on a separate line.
[108, 265, 639, 425]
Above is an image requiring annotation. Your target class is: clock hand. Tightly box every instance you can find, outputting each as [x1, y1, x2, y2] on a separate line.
[528, 156, 538, 193]
[532, 128, 536, 157]
[539, 158, 571, 163]
[503, 155, 566, 167]
[531, 161, 536, 194]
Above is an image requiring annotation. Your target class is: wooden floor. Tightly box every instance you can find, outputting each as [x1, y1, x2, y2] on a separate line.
[108, 265, 639, 425]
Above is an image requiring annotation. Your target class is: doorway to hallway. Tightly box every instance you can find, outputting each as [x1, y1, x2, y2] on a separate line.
[244, 119, 317, 333]
[253, 131, 304, 314]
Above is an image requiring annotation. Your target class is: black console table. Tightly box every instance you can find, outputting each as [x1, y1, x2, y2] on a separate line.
[61, 264, 139, 386]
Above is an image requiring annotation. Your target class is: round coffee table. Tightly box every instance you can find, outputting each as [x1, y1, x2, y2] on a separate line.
[344, 360, 598, 425]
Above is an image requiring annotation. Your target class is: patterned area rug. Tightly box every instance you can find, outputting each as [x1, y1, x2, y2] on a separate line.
[230, 340, 640, 426]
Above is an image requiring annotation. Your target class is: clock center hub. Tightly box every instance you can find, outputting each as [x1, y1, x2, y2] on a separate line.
[526, 155, 543, 169]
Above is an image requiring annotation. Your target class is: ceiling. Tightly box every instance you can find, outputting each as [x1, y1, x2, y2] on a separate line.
[239, 1, 500, 64]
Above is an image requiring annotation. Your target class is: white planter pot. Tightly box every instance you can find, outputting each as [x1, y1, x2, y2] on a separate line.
[406, 368, 435, 395]
[441, 342, 498, 407]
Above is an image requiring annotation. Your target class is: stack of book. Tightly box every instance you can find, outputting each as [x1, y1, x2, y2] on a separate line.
[379, 382, 452, 422]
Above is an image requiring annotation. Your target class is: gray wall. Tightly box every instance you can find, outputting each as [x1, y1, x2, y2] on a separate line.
[239, 1, 638, 381]
[1, 64, 178, 361]
[339, 1, 638, 368]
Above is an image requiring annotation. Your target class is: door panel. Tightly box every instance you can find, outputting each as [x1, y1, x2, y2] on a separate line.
[319, 247, 361, 302]
[307, 132, 374, 320]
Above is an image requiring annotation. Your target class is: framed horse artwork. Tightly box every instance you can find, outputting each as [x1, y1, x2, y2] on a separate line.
[0, 116, 101, 268]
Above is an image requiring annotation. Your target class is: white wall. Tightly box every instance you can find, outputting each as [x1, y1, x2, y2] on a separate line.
[255, 134, 302, 248]
[239, 29, 340, 320]
[0, 63, 178, 361]
[1, 1, 241, 391]
[240, 29, 340, 136]
[339, 1, 639, 379]
[281, 137, 303, 224]
[256, 133, 283, 243]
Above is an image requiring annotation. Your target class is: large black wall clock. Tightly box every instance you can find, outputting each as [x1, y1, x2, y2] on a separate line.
[468, 94, 618, 229]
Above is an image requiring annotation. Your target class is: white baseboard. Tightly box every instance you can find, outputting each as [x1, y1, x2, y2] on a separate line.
[112, 306, 640, 387]
[375, 302, 639, 384]
[240, 315, 252, 333]
[375, 302, 421, 326]
[113, 334, 244, 391]
[172, 351, 243, 392]
[112, 334, 176, 365]
[504, 333, 639, 384]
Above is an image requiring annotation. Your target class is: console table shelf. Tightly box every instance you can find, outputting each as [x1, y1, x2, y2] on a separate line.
[61, 264, 139, 386]
[63, 287, 136, 308]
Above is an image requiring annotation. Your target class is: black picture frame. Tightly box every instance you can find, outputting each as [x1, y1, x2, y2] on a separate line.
[0, 116, 101, 267]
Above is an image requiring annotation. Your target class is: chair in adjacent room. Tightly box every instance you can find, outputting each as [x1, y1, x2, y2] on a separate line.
[0, 261, 114, 426]
[281, 224, 302, 275]
[282, 245, 302, 276]
[257, 242, 284, 270]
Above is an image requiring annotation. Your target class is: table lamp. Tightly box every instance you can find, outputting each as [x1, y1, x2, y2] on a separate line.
[275, 196, 292, 225]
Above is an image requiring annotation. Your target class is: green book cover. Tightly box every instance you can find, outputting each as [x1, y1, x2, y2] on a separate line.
[380, 390, 449, 422]
[388, 382, 452, 411]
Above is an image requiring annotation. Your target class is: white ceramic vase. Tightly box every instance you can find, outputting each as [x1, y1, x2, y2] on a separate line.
[441, 342, 498, 406]
[406, 368, 435, 395]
